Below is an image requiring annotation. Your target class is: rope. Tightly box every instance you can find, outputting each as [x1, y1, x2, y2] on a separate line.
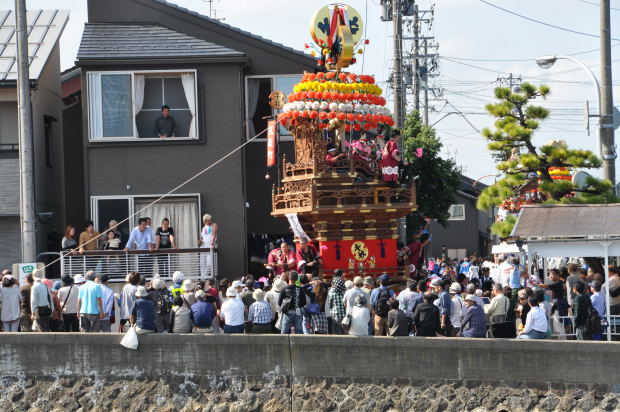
[43, 127, 269, 271]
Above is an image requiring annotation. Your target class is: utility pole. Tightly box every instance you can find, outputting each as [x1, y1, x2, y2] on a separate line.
[412, 4, 420, 113]
[600, 0, 616, 184]
[15, 0, 37, 263]
[423, 38, 428, 124]
[392, 0, 404, 129]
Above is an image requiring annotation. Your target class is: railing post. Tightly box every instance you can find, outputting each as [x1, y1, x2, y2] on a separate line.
[60, 252, 65, 278]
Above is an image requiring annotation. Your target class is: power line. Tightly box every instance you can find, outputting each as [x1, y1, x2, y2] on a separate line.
[480, 0, 620, 41]
[576, 0, 620, 11]
[441, 43, 620, 62]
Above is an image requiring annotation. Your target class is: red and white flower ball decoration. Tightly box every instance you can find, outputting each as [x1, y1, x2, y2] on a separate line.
[277, 71, 394, 132]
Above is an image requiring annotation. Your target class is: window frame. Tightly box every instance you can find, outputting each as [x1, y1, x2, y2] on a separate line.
[90, 193, 202, 232]
[447, 204, 466, 221]
[244, 74, 302, 142]
[87, 69, 199, 142]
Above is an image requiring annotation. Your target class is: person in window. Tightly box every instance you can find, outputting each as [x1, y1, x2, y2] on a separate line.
[78, 220, 102, 253]
[155, 217, 176, 277]
[155, 105, 176, 138]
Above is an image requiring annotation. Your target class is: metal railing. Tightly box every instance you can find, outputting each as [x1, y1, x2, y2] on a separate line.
[548, 314, 620, 340]
[60, 248, 218, 282]
[0, 143, 18, 152]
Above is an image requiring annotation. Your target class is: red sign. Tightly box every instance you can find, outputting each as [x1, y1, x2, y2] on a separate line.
[267, 120, 277, 167]
[319, 238, 398, 279]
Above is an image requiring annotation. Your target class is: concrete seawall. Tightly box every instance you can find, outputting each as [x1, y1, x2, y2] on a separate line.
[0, 334, 618, 411]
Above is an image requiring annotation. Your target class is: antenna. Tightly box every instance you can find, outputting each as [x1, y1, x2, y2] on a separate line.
[202, 0, 225, 21]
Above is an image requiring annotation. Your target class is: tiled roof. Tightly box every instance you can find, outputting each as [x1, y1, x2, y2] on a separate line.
[511, 204, 620, 239]
[77, 23, 245, 61]
[0, 9, 69, 81]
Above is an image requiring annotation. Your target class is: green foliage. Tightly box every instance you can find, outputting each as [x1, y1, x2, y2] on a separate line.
[401, 111, 461, 238]
[477, 83, 619, 238]
[491, 214, 517, 238]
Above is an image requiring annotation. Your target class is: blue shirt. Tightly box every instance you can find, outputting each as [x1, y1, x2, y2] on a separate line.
[78, 280, 102, 314]
[509, 265, 523, 289]
[370, 286, 395, 308]
[591, 292, 605, 318]
[459, 262, 471, 274]
[191, 300, 216, 328]
[460, 303, 487, 337]
[125, 226, 154, 250]
[132, 298, 156, 330]
[437, 290, 452, 316]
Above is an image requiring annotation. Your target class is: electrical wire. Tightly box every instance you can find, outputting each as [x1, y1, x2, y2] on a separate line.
[479, 0, 620, 41]
[441, 43, 620, 62]
[576, 0, 620, 11]
[40, 126, 270, 270]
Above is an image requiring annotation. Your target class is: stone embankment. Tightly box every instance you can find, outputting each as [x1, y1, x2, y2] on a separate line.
[0, 334, 617, 412]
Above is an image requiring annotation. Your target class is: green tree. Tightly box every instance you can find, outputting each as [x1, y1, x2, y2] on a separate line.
[401, 111, 461, 240]
[477, 83, 618, 237]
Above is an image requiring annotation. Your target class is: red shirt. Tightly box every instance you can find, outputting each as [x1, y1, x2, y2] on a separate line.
[408, 241, 423, 268]
[380, 140, 399, 168]
[267, 248, 296, 275]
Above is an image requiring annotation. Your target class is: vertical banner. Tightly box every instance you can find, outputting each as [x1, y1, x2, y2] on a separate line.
[285, 213, 308, 241]
[267, 120, 277, 167]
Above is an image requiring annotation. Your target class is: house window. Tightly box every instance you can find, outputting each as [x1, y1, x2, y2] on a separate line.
[447, 204, 465, 221]
[88, 70, 198, 141]
[245, 74, 301, 140]
[0, 102, 18, 151]
[43, 115, 56, 168]
[91, 194, 200, 249]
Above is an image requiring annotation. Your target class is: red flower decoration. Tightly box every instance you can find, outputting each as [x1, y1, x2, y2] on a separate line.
[346, 113, 355, 122]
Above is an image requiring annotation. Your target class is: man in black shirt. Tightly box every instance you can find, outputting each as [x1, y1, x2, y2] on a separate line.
[413, 292, 440, 336]
[278, 271, 307, 334]
[155, 218, 176, 276]
[542, 268, 568, 317]
[155, 105, 176, 138]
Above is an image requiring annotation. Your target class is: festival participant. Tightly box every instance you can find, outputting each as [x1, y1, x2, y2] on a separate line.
[296, 238, 322, 277]
[380, 129, 407, 187]
[326, 147, 346, 168]
[408, 233, 430, 278]
[266, 242, 296, 276]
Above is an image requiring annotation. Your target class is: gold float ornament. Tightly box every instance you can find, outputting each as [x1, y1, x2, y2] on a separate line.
[351, 241, 369, 261]
[309, 4, 364, 69]
[268, 90, 286, 109]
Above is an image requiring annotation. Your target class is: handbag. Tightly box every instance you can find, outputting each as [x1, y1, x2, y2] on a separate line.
[341, 313, 352, 332]
[306, 303, 320, 315]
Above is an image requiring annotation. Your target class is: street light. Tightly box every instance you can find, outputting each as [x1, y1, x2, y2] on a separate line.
[535, 55, 604, 166]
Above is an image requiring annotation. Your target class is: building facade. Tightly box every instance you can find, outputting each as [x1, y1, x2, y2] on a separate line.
[71, 0, 316, 277]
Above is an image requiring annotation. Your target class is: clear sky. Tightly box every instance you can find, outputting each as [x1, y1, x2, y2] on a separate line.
[2, 0, 618, 184]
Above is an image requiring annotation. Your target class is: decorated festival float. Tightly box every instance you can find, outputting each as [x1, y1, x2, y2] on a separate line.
[269, 4, 417, 280]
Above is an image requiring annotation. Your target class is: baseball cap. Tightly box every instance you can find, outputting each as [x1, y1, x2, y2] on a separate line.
[379, 274, 390, 283]
[464, 294, 476, 302]
[449, 282, 462, 293]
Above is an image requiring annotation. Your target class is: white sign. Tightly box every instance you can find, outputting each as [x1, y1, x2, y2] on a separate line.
[285, 213, 309, 241]
[17, 263, 37, 285]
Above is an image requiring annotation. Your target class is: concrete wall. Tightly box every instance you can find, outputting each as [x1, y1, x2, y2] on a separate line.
[0, 334, 618, 411]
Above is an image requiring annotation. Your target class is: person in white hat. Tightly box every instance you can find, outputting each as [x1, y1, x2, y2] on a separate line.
[170, 271, 184, 299]
[247, 289, 273, 334]
[148, 275, 172, 332]
[130, 286, 156, 335]
[220, 287, 244, 333]
[73, 274, 86, 285]
[343, 276, 370, 312]
[30, 269, 54, 332]
[458, 294, 487, 338]
[191, 290, 216, 333]
[449, 282, 464, 337]
[182, 279, 196, 306]
[265, 277, 287, 332]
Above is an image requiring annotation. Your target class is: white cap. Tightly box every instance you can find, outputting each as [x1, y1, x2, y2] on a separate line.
[135, 286, 148, 298]
[73, 274, 85, 284]
[226, 287, 238, 297]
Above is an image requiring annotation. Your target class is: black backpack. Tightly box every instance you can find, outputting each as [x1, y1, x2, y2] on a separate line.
[585, 300, 602, 336]
[375, 288, 391, 317]
[156, 291, 172, 315]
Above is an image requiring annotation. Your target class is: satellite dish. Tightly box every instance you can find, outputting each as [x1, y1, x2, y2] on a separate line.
[572, 171, 592, 189]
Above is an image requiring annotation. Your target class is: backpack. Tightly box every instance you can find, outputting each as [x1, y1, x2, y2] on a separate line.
[375, 288, 391, 317]
[156, 291, 172, 315]
[585, 300, 602, 336]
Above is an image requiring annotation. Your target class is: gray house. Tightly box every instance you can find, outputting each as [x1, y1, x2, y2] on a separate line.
[73, 0, 316, 277]
[0, 10, 68, 270]
[427, 174, 496, 260]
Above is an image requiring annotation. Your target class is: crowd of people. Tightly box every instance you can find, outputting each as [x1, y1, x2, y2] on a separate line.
[1, 250, 615, 339]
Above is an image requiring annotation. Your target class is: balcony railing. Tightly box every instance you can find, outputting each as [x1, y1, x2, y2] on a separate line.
[0, 143, 18, 152]
[60, 248, 218, 282]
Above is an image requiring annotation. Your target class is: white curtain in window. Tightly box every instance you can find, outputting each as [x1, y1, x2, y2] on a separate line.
[88, 73, 103, 139]
[246, 78, 260, 138]
[133, 74, 145, 137]
[181, 73, 196, 138]
[133, 197, 199, 249]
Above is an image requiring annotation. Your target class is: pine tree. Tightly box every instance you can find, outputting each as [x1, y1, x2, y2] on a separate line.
[477, 83, 617, 237]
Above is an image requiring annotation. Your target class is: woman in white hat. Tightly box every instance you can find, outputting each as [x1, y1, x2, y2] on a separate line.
[182, 279, 196, 306]
[147, 275, 172, 332]
[131, 286, 156, 335]
[265, 277, 286, 332]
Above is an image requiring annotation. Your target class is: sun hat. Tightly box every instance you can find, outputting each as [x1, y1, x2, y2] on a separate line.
[353, 276, 364, 286]
[464, 294, 477, 302]
[226, 287, 238, 297]
[172, 271, 184, 283]
[135, 286, 148, 298]
[253, 289, 266, 301]
[273, 278, 287, 293]
[449, 282, 462, 293]
[195, 289, 206, 300]
[151, 277, 165, 290]
[73, 274, 85, 284]
[182, 279, 194, 292]
[363, 276, 374, 286]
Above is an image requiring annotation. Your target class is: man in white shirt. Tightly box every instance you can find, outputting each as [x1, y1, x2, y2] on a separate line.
[97, 274, 115, 332]
[220, 288, 245, 333]
[343, 276, 370, 311]
[124, 217, 154, 275]
[449, 282, 464, 336]
[396, 279, 418, 316]
[517, 295, 548, 339]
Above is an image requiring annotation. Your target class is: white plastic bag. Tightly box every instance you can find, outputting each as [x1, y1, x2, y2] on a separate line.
[120, 326, 139, 350]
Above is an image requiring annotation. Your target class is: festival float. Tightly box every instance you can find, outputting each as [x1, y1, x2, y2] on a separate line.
[269, 4, 417, 280]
